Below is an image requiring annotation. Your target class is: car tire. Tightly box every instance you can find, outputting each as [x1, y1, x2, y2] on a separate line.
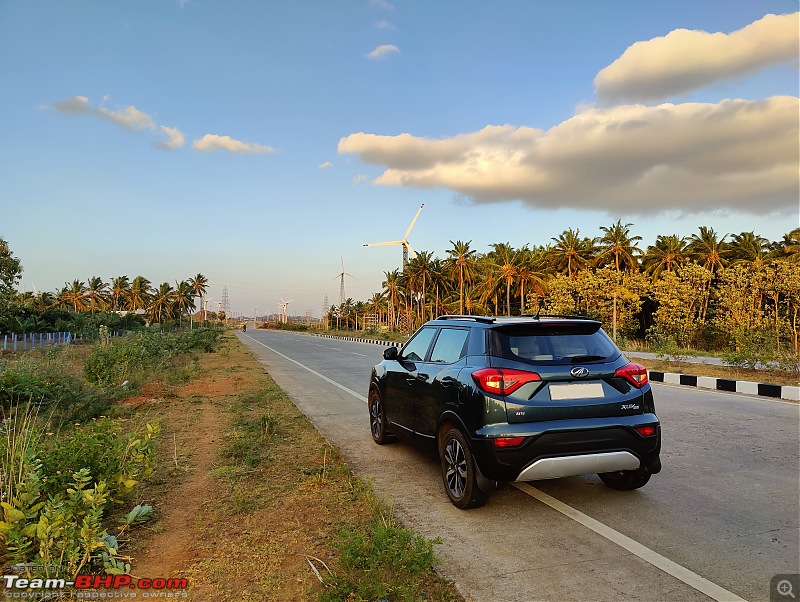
[369, 389, 395, 445]
[440, 428, 490, 509]
[598, 468, 651, 490]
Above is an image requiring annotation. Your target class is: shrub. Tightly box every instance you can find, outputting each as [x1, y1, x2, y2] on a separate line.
[0, 406, 159, 577]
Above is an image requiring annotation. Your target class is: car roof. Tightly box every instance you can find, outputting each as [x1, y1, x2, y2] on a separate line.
[427, 315, 601, 328]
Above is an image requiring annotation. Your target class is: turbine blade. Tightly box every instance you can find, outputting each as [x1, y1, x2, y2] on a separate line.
[364, 240, 403, 247]
[404, 203, 424, 239]
[405, 242, 417, 258]
[344, 272, 358, 279]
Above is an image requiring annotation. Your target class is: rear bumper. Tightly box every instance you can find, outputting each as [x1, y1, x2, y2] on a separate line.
[516, 451, 640, 481]
[471, 414, 661, 482]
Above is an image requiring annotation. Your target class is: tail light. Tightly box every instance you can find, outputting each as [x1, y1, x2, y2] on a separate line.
[493, 436, 526, 449]
[614, 363, 649, 388]
[472, 368, 541, 396]
[635, 425, 657, 437]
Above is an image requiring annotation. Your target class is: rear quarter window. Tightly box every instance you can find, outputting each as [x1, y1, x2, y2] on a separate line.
[488, 322, 618, 365]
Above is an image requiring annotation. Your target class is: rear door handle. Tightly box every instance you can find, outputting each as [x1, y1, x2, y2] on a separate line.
[417, 373, 430, 382]
[405, 377, 417, 384]
[441, 377, 456, 387]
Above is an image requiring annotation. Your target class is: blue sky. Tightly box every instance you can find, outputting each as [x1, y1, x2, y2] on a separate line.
[1, 1, 798, 318]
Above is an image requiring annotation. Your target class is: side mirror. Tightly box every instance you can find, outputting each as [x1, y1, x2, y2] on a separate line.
[383, 346, 399, 361]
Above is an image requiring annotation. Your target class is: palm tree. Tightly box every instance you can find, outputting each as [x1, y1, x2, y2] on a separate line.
[595, 221, 642, 273]
[549, 228, 595, 279]
[688, 226, 729, 275]
[515, 246, 547, 314]
[172, 280, 196, 326]
[60, 280, 88, 312]
[109, 276, 131, 311]
[147, 282, 174, 324]
[85, 277, 109, 313]
[382, 270, 401, 331]
[688, 227, 729, 323]
[445, 240, 478, 315]
[129, 276, 153, 314]
[190, 273, 209, 324]
[783, 228, 800, 262]
[405, 251, 435, 323]
[642, 235, 688, 279]
[729, 231, 769, 268]
[487, 243, 521, 315]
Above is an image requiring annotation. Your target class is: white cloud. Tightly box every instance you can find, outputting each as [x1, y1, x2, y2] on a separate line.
[52, 96, 92, 114]
[97, 104, 156, 130]
[157, 126, 185, 149]
[374, 20, 393, 30]
[367, 44, 399, 60]
[339, 96, 799, 215]
[318, 161, 333, 169]
[52, 95, 156, 131]
[595, 12, 800, 102]
[192, 134, 274, 154]
[352, 174, 368, 185]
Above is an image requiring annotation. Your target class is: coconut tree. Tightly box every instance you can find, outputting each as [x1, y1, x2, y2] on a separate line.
[147, 282, 174, 324]
[549, 228, 595, 279]
[129, 276, 153, 315]
[405, 251, 435, 323]
[109, 276, 131, 311]
[382, 270, 401, 331]
[172, 280, 196, 326]
[688, 227, 729, 322]
[687, 227, 729, 275]
[85, 277, 109, 313]
[515, 246, 547, 314]
[729, 231, 769, 268]
[486, 243, 522, 316]
[60, 280, 88, 313]
[190, 273, 209, 324]
[445, 240, 478, 315]
[595, 221, 642, 274]
[642, 235, 688, 279]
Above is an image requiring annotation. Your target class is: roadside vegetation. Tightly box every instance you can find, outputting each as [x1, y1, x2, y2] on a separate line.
[0, 326, 223, 582]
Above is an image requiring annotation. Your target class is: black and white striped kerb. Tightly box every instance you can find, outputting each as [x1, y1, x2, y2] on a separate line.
[648, 371, 798, 401]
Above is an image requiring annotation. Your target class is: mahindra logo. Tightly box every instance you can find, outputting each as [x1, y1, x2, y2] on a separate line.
[570, 367, 590, 378]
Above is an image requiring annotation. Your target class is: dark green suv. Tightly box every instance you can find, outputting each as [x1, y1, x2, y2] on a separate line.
[368, 315, 661, 509]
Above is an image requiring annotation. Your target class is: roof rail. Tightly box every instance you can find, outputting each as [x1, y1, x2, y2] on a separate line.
[519, 313, 598, 321]
[434, 315, 496, 324]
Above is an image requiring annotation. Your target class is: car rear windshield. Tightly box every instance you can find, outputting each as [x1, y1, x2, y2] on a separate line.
[487, 322, 619, 365]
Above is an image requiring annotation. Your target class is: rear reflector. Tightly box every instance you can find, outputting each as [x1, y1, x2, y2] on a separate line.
[472, 368, 541, 396]
[614, 363, 649, 388]
[493, 436, 526, 449]
[635, 425, 657, 437]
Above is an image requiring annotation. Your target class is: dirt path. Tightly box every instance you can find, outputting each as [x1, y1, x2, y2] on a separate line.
[132, 397, 222, 579]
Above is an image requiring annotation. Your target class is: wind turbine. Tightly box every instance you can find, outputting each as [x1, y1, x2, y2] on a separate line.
[332, 257, 357, 306]
[280, 298, 293, 324]
[363, 203, 424, 268]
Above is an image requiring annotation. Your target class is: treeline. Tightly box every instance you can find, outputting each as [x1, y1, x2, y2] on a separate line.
[327, 223, 800, 362]
[0, 239, 212, 334]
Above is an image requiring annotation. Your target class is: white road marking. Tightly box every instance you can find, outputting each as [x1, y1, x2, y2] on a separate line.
[514, 483, 747, 602]
[351, 352, 368, 357]
[246, 335, 368, 403]
[245, 331, 748, 602]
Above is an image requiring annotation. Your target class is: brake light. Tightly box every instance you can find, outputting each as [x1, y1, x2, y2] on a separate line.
[493, 436, 526, 449]
[614, 363, 649, 388]
[472, 368, 541, 396]
[635, 425, 657, 437]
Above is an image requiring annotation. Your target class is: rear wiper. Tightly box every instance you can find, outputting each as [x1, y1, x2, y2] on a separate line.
[568, 355, 605, 363]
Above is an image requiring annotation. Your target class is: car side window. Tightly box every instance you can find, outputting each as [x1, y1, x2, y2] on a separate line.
[429, 328, 470, 364]
[401, 327, 437, 362]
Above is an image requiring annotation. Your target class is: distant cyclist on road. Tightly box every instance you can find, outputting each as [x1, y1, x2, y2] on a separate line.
[242, 323, 247, 333]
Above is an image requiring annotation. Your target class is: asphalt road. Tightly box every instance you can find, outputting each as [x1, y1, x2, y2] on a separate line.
[238, 329, 799, 602]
